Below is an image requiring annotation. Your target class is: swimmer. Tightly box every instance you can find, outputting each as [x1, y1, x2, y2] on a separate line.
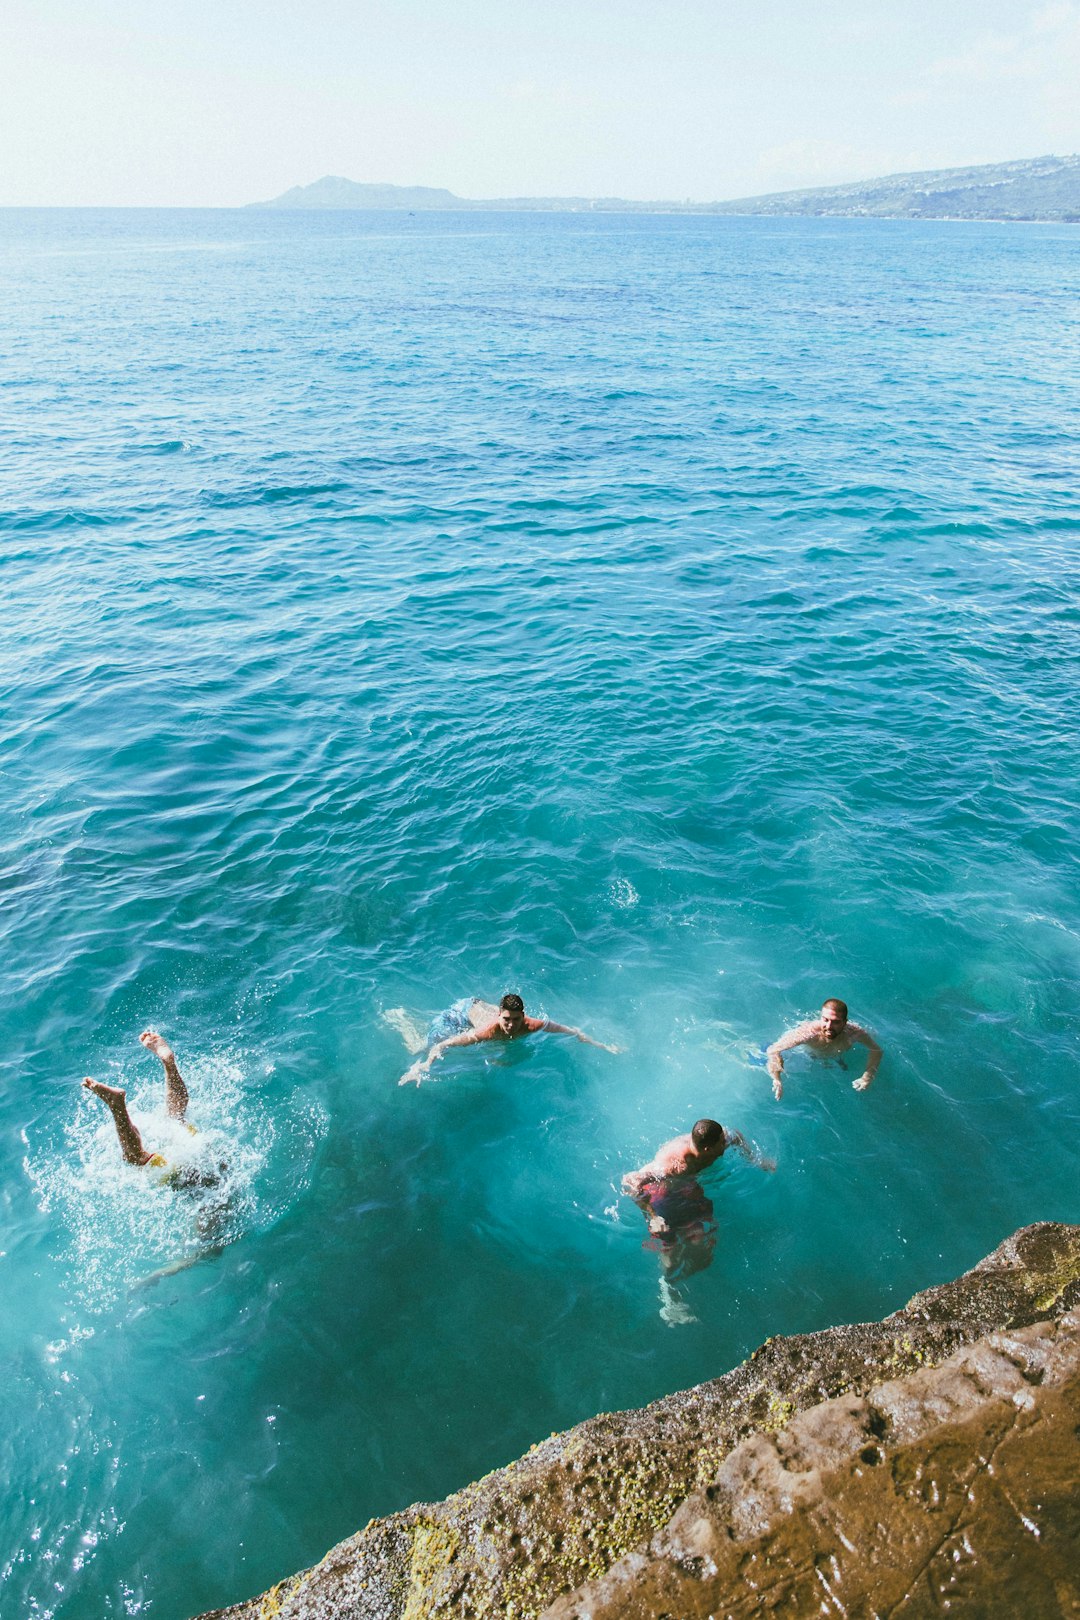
[399, 992, 621, 1085]
[765, 998, 882, 1100]
[82, 1035, 230, 1277]
[622, 1120, 773, 1327]
[81, 1029, 196, 1167]
[622, 1118, 775, 1197]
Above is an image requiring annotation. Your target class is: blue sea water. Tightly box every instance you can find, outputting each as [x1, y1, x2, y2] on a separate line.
[1, 206, 1079, 1618]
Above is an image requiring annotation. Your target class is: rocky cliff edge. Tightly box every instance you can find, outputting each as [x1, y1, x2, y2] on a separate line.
[196, 1222, 1080, 1619]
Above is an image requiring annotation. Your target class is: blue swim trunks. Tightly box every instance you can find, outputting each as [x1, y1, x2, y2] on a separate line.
[427, 997, 477, 1045]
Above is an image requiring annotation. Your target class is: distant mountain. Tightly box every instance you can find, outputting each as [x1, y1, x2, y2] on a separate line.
[251, 155, 1080, 222]
[710, 154, 1080, 221]
[248, 176, 653, 212]
[253, 176, 463, 210]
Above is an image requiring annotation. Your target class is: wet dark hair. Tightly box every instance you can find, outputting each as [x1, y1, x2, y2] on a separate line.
[500, 993, 525, 1015]
[822, 998, 848, 1021]
[691, 1119, 725, 1150]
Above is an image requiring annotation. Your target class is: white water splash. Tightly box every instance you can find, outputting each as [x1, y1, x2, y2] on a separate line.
[25, 1049, 326, 1313]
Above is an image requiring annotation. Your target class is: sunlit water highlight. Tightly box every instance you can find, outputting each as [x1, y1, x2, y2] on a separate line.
[1, 208, 1078, 1618]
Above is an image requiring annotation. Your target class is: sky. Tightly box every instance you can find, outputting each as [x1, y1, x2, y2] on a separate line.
[3, 0, 1080, 206]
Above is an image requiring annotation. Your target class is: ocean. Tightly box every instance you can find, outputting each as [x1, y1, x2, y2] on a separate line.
[2, 206, 1078, 1618]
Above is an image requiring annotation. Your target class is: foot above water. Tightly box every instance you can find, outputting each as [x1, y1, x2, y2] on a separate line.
[139, 1029, 175, 1063]
[82, 1076, 126, 1105]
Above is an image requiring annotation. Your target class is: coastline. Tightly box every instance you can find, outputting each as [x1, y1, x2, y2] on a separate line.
[195, 1222, 1080, 1619]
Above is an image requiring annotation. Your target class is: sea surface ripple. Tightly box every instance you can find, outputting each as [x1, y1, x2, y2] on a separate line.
[1, 208, 1079, 1618]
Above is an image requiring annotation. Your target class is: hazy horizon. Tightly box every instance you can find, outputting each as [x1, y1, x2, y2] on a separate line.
[5, 1, 1080, 208]
[6, 154, 1077, 214]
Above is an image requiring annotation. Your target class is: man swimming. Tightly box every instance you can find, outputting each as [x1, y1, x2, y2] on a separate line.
[622, 1120, 774, 1326]
[622, 1118, 775, 1196]
[765, 998, 882, 1101]
[399, 992, 620, 1085]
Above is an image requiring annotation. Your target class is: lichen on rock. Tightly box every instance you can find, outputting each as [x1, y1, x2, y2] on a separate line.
[194, 1222, 1080, 1620]
[544, 1309, 1080, 1618]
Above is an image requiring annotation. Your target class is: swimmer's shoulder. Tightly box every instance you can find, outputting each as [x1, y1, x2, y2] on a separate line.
[846, 1021, 877, 1044]
[767, 1019, 818, 1053]
[654, 1136, 694, 1175]
[789, 1019, 823, 1047]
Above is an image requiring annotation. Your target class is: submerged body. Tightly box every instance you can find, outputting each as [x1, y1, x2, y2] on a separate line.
[636, 1172, 719, 1323]
[635, 1174, 717, 1271]
[623, 1119, 774, 1325]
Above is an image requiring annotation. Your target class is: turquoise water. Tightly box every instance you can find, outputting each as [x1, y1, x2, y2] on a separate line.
[2, 207, 1079, 1618]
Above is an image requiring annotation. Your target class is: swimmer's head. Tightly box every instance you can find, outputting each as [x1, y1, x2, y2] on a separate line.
[497, 992, 527, 1035]
[691, 1119, 725, 1153]
[821, 998, 848, 1037]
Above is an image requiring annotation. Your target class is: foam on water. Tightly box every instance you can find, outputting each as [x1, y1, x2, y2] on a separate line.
[25, 1050, 326, 1316]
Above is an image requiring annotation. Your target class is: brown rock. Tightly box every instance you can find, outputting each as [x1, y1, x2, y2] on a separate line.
[194, 1222, 1080, 1620]
[544, 1312, 1080, 1618]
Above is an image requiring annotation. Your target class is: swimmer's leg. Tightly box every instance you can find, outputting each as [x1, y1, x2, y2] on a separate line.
[139, 1029, 189, 1121]
[381, 1008, 428, 1055]
[657, 1275, 697, 1327]
[670, 1230, 717, 1281]
[82, 1078, 153, 1166]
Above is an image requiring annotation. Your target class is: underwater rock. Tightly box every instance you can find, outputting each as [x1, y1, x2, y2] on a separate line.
[194, 1222, 1080, 1620]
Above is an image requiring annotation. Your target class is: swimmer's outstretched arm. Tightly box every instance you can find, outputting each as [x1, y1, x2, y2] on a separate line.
[541, 1021, 623, 1054]
[765, 1022, 815, 1101]
[849, 1025, 883, 1092]
[722, 1128, 776, 1173]
[140, 1029, 189, 1120]
[399, 1030, 482, 1086]
[82, 1078, 154, 1166]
